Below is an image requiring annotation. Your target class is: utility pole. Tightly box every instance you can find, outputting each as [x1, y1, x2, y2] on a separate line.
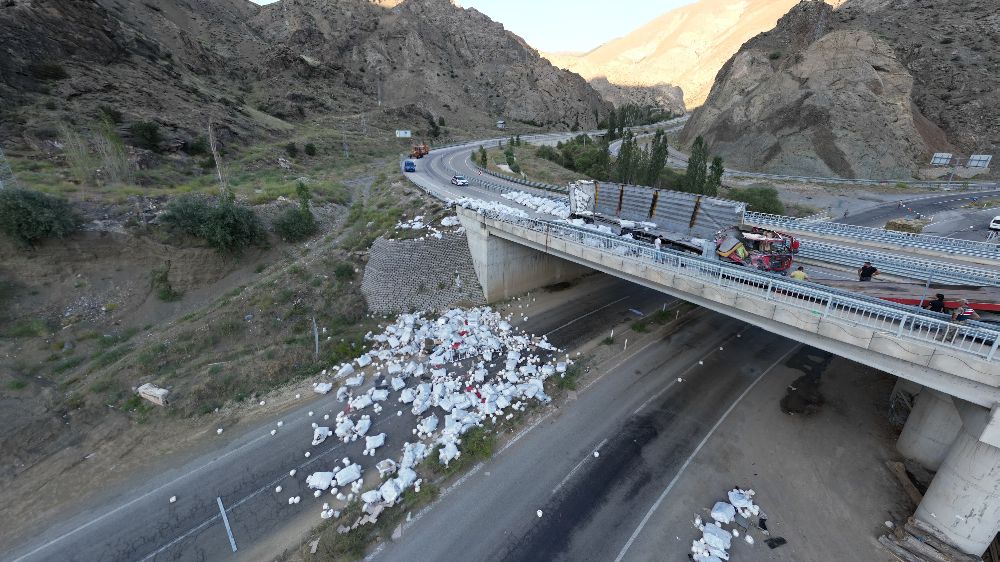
[208, 122, 230, 200]
[0, 145, 19, 191]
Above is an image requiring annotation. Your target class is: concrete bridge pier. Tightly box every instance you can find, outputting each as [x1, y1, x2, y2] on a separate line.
[459, 212, 590, 302]
[896, 388, 962, 471]
[915, 421, 1000, 555]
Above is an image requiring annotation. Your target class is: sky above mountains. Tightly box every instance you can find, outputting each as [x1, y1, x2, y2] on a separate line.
[250, 0, 692, 52]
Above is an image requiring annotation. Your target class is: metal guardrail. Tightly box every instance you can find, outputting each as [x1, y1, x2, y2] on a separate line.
[468, 160, 567, 194]
[466, 209, 1000, 362]
[797, 240, 1000, 286]
[746, 212, 1000, 261]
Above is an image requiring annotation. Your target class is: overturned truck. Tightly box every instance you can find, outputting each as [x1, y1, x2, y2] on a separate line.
[567, 180, 746, 257]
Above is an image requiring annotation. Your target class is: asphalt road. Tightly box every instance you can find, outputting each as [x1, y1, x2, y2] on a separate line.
[839, 190, 1000, 235]
[372, 314, 797, 562]
[3, 277, 670, 562]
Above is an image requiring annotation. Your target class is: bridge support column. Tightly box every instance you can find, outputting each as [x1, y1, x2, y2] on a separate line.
[459, 210, 590, 303]
[915, 425, 1000, 555]
[896, 389, 962, 471]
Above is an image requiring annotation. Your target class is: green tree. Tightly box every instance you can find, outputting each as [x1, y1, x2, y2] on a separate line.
[285, 143, 298, 157]
[706, 156, 725, 196]
[606, 109, 619, 141]
[304, 143, 317, 156]
[727, 186, 785, 214]
[684, 136, 709, 194]
[428, 116, 441, 138]
[274, 181, 318, 242]
[478, 145, 488, 167]
[641, 130, 670, 186]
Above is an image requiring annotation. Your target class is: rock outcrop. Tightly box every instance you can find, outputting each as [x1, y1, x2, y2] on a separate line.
[0, 0, 609, 146]
[682, 1, 957, 178]
[545, 0, 837, 108]
[587, 78, 686, 116]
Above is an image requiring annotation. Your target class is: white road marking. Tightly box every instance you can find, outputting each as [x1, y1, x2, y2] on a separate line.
[542, 295, 632, 337]
[217, 497, 238, 553]
[613, 344, 799, 562]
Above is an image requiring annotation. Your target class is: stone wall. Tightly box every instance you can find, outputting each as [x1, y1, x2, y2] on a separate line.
[361, 233, 485, 315]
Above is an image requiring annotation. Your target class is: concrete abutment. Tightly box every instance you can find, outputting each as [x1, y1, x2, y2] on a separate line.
[896, 388, 962, 471]
[459, 212, 591, 302]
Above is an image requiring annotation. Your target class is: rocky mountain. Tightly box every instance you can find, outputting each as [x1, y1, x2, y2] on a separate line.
[681, 0, 997, 179]
[587, 78, 686, 116]
[0, 0, 608, 149]
[545, 0, 841, 108]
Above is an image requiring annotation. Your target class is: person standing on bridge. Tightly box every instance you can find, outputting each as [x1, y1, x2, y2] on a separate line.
[654, 236, 662, 252]
[790, 266, 809, 281]
[924, 293, 946, 313]
[858, 261, 879, 282]
[951, 299, 981, 323]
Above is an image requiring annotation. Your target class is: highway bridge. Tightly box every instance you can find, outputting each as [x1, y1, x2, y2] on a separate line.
[408, 132, 1000, 555]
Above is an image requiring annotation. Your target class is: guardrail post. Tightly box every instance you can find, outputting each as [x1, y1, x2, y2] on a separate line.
[989, 336, 999, 362]
[765, 280, 773, 300]
[896, 313, 908, 337]
[822, 298, 833, 319]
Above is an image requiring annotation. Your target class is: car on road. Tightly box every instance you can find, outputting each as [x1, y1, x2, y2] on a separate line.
[403, 160, 416, 172]
[990, 216, 1000, 231]
[451, 175, 469, 186]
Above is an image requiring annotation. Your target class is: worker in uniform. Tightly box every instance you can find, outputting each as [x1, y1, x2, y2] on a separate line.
[790, 266, 808, 281]
[858, 261, 879, 281]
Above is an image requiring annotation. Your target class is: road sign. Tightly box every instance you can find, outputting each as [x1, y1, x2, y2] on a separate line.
[968, 154, 993, 169]
[395, 130, 412, 138]
[930, 153, 953, 166]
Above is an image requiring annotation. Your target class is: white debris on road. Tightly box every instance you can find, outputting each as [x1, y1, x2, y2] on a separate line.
[500, 191, 570, 219]
[292, 306, 569, 527]
[452, 198, 528, 218]
[691, 488, 763, 562]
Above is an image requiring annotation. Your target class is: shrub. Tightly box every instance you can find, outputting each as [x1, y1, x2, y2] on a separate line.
[304, 143, 317, 156]
[99, 105, 123, 124]
[769, 51, 782, 60]
[0, 188, 79, 245]
[725, 186, 785, 215]
[334, 262, 354, 280]
[29, 61, 68, 81]
[7, 380, 27, 390]
[128, 121, 162, 152]
[184, 136, 209, 156]
[273, 182, 317, 242]
[284, 143, 298, 158]
[151, 264, 182, 301]
[162, 195, 265, 254]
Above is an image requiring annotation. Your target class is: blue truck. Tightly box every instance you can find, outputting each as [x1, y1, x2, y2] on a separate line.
[403, 160, 416, 172]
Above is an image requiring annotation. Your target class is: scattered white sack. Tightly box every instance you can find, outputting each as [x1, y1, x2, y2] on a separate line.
[337, 364, 355, 378]
[216, 428, 224, 435]
[356, 354, 372, 367]
[335, 464, 362, 487]
[365, 433, 387, 456]
[417, 415, 439, 436]
[270, 429, 277, 436]
[343, 374, 364, 388]
[304, 451, 311, 458]
[439, 441, 460, 466]
[289, 469, 297, 477]
[702, 523, 732, 551]
[371, 389, 390, 402]
[391, 377, 406, 392]
[275, 486, 282, 493]
[593, 451, 600, 458]
[354, 416, 372, 437]
[276, 421, 284, 428]
[744, 535, 754, 545]
[361, 490, 382, 504]
[169, 496, 177, 504]
[710, 502, 735, 525]
[350, 394, 373, 410]
[380, 478, 403, 503]
[537, 510, 543, 518]
[314, 382, 333, 395]
[260, 401, 266, 406]
[314, 490, 322, 498]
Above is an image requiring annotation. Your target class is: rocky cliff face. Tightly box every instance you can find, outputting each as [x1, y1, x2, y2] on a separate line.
[682, 0, 996, 178]
[545, 0, 836, 108]
[0, 0, 608, 147]
[587, 78, 686, 116]
[253, 0, 609, 129]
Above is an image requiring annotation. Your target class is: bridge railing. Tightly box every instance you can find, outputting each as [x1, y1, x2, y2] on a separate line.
[745, 211, 1000, 261]
[469, 209, 1000, 362]
[796, 239, 1000, 286]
